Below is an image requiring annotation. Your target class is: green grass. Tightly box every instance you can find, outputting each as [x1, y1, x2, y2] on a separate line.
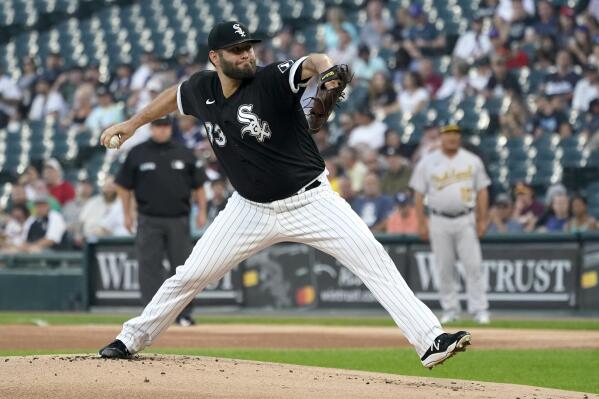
[1, 348, 596, 394]
[0, 312, 598, 330]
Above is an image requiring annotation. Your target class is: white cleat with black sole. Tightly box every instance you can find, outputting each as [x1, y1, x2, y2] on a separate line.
[420, 331, 471, 369]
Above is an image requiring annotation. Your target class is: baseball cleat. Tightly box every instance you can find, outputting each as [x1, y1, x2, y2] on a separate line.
[99, 339, 132, 359]
[420, 331, 471, 369]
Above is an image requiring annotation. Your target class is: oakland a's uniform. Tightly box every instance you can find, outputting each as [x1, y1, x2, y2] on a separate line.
[410, 148, 490, 317]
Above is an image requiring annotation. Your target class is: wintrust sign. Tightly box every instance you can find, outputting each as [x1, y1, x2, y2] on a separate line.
[409, 243, 578, 308]
[89, 245, 241, 306]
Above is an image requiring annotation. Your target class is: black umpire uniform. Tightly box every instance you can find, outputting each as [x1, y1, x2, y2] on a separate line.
[116, 116, 206, 325]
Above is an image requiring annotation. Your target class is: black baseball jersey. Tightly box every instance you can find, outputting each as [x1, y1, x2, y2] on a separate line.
[116, 139, 207, 217]
[177, 57, 325, 202]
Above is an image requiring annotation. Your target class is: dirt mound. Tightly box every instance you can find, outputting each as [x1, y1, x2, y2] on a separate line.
[0, 355, 594, 399]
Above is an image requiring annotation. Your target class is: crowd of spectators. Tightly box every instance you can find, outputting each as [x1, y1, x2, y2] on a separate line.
[2, 0, 599, 254]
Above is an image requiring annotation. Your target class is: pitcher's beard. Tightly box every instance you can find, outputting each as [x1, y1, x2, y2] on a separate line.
[221, 57, 256, 80]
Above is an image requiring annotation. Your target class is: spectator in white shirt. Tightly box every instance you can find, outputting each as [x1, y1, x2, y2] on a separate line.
[572, 64, 599, 112]
[453, 15, 492, 63]
[398, 71, 429, 115]
[360, 0, 393, 49]
[468, 56, 493, 93]
[589, 0, 599, 22]
[0, 69, 22, 127]
[100, 198, 130, 237]
[348, 108, 388, 150]
[338, 146, 369, 192]
[20, 193, 66, 252]
[79, 176, 129, 239]
[496, 0, 535, 23]
[62, 178, 95, 246]
[130, 51, 159, 92]
[28, 78, 67, 121]
[17, 56, 38, 113]
[272, 26, 295, 61]
[328, 28, 359, 66]
[436, 61, 471, 101]
[0, 204, 30, 253]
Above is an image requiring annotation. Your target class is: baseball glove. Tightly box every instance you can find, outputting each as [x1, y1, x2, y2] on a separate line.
[305, 64, 352, 133]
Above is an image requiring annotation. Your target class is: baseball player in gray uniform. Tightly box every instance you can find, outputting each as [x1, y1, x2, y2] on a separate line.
[410, 124, 490, 324]
[97, 21, 471, 369]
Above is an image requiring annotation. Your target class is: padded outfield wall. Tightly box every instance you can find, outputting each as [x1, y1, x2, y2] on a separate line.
[81, 233, 599, 312]
[1, 233, 598, 311]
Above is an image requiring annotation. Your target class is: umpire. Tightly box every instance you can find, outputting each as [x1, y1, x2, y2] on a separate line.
[116, 115, 207, 326]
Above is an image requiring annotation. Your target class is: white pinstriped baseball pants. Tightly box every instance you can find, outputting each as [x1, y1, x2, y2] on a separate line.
[117, 175, 444, 357]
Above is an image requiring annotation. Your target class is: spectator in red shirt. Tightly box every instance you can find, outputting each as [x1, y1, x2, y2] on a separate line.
[513, 182, 545, 231]
[386, 192, 419, 234]
[43, 158, 75, 206]
[418, 57, 443, 96]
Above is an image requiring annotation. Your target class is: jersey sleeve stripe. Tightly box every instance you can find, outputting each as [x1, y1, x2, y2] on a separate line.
[289, 56, 309, 94]
[176, 83, 187, 115]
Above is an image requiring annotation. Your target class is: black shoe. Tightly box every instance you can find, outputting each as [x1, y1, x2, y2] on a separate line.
[420, 331, 471, 369]
[176, 315, 196, 327]
[99, 339, 132, 359]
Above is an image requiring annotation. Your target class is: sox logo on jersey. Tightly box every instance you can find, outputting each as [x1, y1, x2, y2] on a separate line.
[237, 104, 272, 142]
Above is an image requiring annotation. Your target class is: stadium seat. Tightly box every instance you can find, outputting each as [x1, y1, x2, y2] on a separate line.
[587, 151, 599, 168]
[560, 147, 585, 168]
[506, 147, 529, 163]
[534, 147, 557, 162]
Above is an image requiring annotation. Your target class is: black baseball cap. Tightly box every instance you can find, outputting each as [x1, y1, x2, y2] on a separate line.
[151, 115, 173, 126]
[208, 21, 261, 50]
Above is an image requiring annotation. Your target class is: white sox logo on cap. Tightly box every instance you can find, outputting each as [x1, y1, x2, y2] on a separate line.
[233, 23, 246, 37]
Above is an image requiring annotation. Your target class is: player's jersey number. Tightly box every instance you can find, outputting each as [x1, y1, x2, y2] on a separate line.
[205, 122, 227, 147]
[460, 187, 473, 204]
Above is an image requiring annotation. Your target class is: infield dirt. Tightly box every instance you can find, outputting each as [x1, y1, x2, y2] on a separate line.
[1, 324, 597, 398]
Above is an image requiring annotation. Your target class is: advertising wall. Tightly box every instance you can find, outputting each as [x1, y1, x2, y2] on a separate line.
[409, 243, 578, 309]
[580, 237, 599, 309]
[313, 245, 408, 308]
[87, 240, 242, 307]
[85, 236, 583, 310]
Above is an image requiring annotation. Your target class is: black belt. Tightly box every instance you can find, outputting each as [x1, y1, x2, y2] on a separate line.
[295, 180, 321, 196]
[431, 209, 472, 218]
[303, 180, 321, 192]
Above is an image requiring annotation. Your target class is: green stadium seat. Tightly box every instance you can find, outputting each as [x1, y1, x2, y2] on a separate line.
[534, 147, 556, 162]
[587, 151, 599, 167]
[560, 147, 584, 167]
[528, 69, 550, 93]
[506, 135, 530, 149]
[507, 167, 529, 185]
[530, 173, 555, 189]
[507, 147, 529, 162]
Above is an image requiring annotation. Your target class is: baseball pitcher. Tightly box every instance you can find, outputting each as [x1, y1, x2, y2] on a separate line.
[98, 21, 471, 368]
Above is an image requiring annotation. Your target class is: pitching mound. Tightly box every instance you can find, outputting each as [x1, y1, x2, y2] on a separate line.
[0, 355, 593, 399]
